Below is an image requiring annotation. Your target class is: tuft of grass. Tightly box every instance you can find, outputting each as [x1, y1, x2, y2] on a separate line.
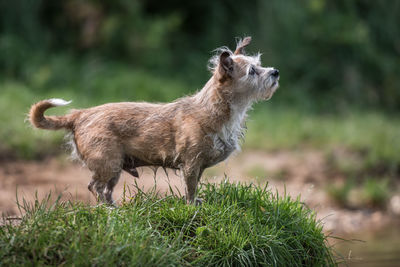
[0, 181, 337, 266]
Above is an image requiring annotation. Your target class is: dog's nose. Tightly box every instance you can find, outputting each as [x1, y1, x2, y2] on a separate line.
[270, 69, 279, 77]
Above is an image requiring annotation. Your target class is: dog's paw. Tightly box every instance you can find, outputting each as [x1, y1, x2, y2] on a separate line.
[183, 196, 203, 205]
[107, 201, 117, 208]
[92, 201, 117, 209]
[105, 205, 117, 210]
[194, 198, 203, 206]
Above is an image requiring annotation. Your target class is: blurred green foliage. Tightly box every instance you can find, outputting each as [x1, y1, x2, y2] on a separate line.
[326, 177, 390, 209]
[1, 0, 399, 111]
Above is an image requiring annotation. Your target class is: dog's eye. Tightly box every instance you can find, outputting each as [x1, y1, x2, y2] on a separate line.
[249, 66, 257, 75]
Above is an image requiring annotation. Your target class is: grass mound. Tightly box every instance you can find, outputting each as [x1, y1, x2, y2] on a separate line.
[0, 182, 337, 266]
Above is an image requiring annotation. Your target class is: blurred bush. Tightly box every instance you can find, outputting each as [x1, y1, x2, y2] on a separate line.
[326, 178, 391, 209]
[0, 0, 399, 111]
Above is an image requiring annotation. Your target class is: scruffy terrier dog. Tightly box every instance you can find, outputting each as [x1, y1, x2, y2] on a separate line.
[29, 37, 279, 205]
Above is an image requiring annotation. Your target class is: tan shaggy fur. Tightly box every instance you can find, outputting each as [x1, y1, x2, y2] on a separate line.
[29, 37, 280, 205]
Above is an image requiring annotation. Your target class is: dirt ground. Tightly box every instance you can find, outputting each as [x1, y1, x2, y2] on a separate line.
[1, 150, 398, 234]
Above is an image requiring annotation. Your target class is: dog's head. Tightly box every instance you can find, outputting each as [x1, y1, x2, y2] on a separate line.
[209, 37, 279, 101]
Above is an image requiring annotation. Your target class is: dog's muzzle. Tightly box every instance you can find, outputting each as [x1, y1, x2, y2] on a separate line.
[270, 69, 279, 78]
[261, 69, 280, 100]
[268, 68, 280, 88]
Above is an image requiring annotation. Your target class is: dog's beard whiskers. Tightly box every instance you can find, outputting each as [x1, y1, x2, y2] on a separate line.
[254, 75, 277, 100]
[258, 77, 270, 98]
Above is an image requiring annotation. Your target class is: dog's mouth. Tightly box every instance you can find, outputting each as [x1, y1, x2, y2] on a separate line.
[261, 76, 279, 100]
[271, 75, 280, 89]
[271, 73, 280, 85]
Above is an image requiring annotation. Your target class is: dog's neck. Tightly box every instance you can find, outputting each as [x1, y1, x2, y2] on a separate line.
[194, 75, 254, 149]
[196, 75, 253, 115]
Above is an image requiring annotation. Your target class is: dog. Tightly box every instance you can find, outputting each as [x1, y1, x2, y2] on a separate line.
[29, 36, 279, 205]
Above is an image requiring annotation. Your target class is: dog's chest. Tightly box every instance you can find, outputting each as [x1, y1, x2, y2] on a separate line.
[205, 128, 241, 167]
[206, 110, 247, 165]
[212, 135, 236, 161]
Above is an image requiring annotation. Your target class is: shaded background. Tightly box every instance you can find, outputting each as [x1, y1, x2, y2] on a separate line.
[1, 0, 400, 265]
[1, 0, 399, 110]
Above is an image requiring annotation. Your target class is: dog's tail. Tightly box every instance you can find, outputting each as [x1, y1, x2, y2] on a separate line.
[29, 98, 74, 130]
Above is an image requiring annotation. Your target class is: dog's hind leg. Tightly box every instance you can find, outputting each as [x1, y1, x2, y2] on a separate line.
[85, 146, 123, 204]
[87, 166, 122, 205]
[88, 172, 122, 205]
[95, 180, 107, 203]
[88, 177, 107, 203]
[88, 179, 97, 199]
[104, 175, 120, 205]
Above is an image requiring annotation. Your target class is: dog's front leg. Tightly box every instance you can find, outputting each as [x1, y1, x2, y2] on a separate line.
[181, 166, 203, 204]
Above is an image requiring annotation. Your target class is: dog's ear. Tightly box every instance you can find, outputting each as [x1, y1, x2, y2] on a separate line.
[234, 36, 252, 55]
[219, 51, 234, 77]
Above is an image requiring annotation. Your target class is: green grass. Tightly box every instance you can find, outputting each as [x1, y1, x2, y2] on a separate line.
[0, 182, 337, 266]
